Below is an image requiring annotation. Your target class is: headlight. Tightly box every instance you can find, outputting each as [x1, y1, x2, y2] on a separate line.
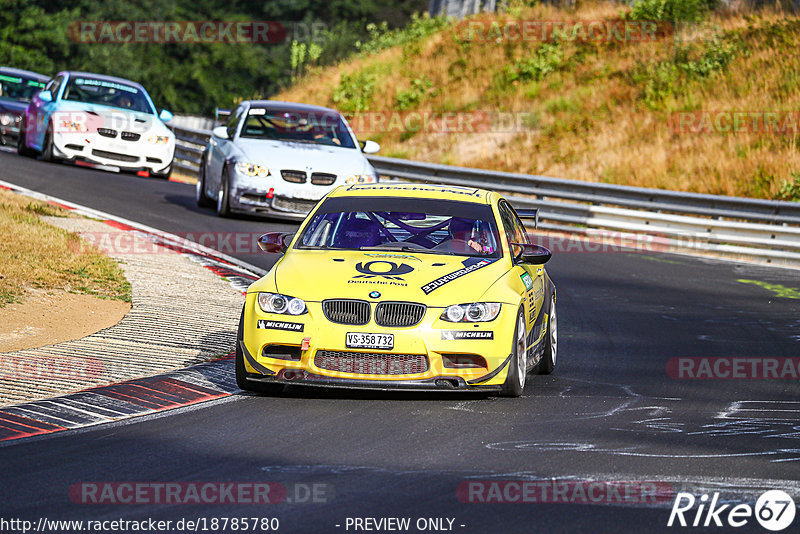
[441, 303, 501, 323]
[345, 174, 376, 184]
[0, 113, 13, 126]
[258, 292, 307, 315]
[236, 161, 269, 177]
[147, 135, 171, 144]
[59, 120, 88, 133]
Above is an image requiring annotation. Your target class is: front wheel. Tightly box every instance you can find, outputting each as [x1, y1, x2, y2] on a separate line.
[216, 169, 231, 217]
[196, 156, 213, 207]
[17, 127, 35, 157]
[537, 294, 557, 375]
[235, 306, 284, 395]
[500, 309, 527, 397]
[41, 123, 57, 163]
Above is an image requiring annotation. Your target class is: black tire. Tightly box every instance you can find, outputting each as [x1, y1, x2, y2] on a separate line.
[235, 306, 284, 395]
[17, 125, 35, 157]
[537, 294, 557, 375]
[216, 169, 231, 217]
[41, 123, 55, 162]
[196, 156, 213, 207]
[500, 309, 528, 397]
[151, 164, 172, 180]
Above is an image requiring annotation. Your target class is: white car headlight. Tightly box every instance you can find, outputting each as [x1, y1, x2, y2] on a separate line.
[147, 135, 171, 144]
[258, 292, 307, 315]
[345, 174, 377, 185]
[236, 161, 269, 177]
[59, 120, 88, 133]
[0, 113, 13, 126]
[441, 303, 501, 323]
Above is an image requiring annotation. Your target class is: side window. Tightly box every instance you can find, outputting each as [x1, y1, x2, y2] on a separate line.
[508, 205, 531, 245]
[46, 76, 63, 99]
[498, 201, 530, 255]
[226, 106, 245, 138]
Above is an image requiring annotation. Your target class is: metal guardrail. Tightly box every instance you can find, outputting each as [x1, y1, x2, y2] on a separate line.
[172, 125, 800, 265]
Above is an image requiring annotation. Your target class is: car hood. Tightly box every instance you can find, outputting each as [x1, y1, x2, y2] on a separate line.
[54, 101, 171, 136]
[0, 100, 29, 115]
[260, 249, 508, 307]
[235, 138, 373, 175]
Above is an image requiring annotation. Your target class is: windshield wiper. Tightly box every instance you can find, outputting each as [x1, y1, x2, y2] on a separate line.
[360, 244, 434, 254]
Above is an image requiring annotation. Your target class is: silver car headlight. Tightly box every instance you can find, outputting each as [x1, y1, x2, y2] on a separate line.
[258, 292, 307, 315]
[236, 161, 270, 177]
[441, 303, 501, 323]
[345, 174, 376, 184]
[0, 113, 13, 126]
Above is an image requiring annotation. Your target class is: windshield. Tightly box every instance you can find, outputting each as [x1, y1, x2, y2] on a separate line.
[297, 197, 502, 258]
[62, 76, 154, 114]
[239, 108, 356, 148]
[0, 73, 46, 103]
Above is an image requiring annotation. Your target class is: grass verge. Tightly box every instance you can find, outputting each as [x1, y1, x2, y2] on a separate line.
[0, 189, 131, 308]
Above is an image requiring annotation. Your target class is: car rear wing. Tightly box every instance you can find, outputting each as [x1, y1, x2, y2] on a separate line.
[515, 208, 539, 229]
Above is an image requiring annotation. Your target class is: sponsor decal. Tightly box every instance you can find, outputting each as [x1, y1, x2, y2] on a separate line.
[354, 261, 414, 280]
[346, 184, 483, 197]
[364, 252, 422, 262]
[257, 320, 304, 332]
[441, 330, 494, 340]
[421, 257, 497, 294]
[533, 277, 544, 300]
[520, 272, 534, 291]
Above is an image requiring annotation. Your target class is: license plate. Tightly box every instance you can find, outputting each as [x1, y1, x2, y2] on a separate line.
[293, 189, 322, 201]
[346, 332, 394, 350]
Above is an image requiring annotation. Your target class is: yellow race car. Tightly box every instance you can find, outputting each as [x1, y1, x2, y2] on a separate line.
[236, 183, 556, 397]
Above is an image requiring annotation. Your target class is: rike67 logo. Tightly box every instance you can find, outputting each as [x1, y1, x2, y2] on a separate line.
[668, 490, 796, 531]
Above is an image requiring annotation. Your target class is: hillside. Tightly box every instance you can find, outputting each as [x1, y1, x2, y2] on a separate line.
[274, 2, 800, 200]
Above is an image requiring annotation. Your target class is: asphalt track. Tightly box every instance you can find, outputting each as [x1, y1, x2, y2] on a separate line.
[1, 150, 799, 533]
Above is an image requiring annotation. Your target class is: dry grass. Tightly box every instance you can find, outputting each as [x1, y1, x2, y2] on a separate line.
[273, 2, 800, 199]
[0, 189, 131, 307]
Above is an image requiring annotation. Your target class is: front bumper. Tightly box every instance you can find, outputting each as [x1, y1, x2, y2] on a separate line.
[240, 294, 517, 390]
[52, 131, 174, 173]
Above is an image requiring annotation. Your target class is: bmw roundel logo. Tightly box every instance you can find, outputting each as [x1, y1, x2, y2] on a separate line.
[369, 291, 381, 299]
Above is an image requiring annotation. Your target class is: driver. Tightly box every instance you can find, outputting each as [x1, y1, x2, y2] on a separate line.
[448, 217, 484, 253]
[112, 93, 133, 108]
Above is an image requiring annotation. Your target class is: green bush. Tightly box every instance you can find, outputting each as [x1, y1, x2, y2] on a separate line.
[777, 172, 800, 201]
[629, 0, 712, 23]
[356, 13, 449, 56]
[332, 70, 376, 112]
[395, 77, 437, 110]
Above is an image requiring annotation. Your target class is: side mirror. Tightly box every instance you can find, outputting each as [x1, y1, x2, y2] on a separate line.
[159, 109, 173, 122]
[360, 140, 380, 154]
[212, 125, 229, 139]
[512, 243, 552, 265]
[37, 90, 53, 103]
[258, 232, 294, 254]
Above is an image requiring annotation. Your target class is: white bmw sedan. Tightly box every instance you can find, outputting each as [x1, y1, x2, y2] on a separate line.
[20, 71, 175, 178]
[196, 100, 380, 219]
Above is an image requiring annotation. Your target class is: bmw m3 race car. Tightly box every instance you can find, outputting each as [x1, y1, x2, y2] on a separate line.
[196, 100, 380, 219]
[0, 67, 49, 146]
[236, 183, 557, 397]
[18, 71, 175, 177]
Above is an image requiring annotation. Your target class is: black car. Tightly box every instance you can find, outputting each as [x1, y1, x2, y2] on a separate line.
[0, 67, 50, 145]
